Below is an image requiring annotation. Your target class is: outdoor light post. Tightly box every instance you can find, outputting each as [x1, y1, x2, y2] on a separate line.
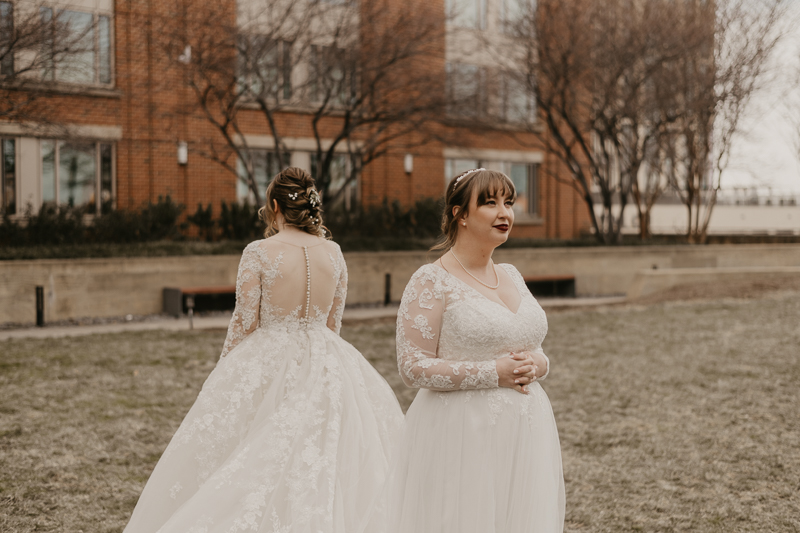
[35, 286, 44, 327]
[186, 295, 194, 330]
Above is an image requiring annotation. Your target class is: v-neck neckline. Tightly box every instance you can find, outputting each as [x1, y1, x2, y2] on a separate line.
[432, 262, 524, 315]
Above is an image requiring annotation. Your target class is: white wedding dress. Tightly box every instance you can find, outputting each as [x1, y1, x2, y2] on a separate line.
[124, 238, 404, 533]
[389, 262, 565, 533]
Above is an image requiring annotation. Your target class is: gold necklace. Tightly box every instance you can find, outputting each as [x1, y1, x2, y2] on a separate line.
[451, 250, 500, 290]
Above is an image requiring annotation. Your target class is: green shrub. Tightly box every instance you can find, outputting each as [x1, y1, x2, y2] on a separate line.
[0, 196, 443, 250]
[187, 203, 215, 242]
[21, 204, 87, 246]
[90, 196, 186, 244]
[219, 200, 264, 240]
[0, 210, 25, 246]
[325, 197, 444, 240]
[0, 196, 186, 247]
[91, 210, 141, 243]
[136, 196, 186, 241]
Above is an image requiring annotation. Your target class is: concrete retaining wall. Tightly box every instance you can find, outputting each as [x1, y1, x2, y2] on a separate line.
[2, 243, 800, 324]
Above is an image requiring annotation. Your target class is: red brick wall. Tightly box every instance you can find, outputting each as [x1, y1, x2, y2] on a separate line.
[9, 0, 590, 239]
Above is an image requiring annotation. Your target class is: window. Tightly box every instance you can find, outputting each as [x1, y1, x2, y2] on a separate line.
[447, 0, 486, 29]
[310, 153, 358, 211]
[1, 138, 15, 214]
[507, 162, 538, 217]
[40, 7, 113, 85]
[444, 158, 539, 217]
[500, 72, 534, 123]
[310, 45, 354, 106]
[238, 36, 292, 100]
[40, 140, 114, 213]
[0, 1, 13, 77]
[236, 150, 290, 202]
[500, 0, 532, 34]
[446, 63, 486, 119]
[444, 158, 478, 185]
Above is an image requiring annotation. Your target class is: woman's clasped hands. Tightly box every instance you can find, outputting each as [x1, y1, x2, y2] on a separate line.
[496, 351, 548, 394]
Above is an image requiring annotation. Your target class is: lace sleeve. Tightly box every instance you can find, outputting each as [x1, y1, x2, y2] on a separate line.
[535, 347, 550, 381]
[396, 266, 499, 391]
[220, 243, 262, 357]
[327, 244, 347, 335]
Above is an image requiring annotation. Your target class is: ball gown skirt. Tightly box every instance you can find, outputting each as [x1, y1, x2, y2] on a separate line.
[389, 384, 565, 533]
[123, 322, 404, 533]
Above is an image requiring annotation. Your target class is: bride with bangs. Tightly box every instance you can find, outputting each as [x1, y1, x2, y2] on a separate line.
[389, 168, 565, 533]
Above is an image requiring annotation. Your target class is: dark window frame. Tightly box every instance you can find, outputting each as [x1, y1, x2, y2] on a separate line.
[1, 137, 16, 215]
[237, 36, 293, 101]
[236, 148, 291, 203]
[40, 139, 115, 214]
[38, 6, 114, 87]
[0, 1, 14, 77]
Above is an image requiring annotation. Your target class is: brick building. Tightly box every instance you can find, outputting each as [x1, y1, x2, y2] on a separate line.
[0, 0, 590, 240]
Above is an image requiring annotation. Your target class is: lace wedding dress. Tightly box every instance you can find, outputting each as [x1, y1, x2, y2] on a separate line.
[389, 262, 565, 533]
[123, 238, 404, 533]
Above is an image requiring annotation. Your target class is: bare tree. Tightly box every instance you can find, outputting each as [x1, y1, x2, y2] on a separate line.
[157, 0, 447, 207]
[502, 0, 713, 243]
[501, 0, 787, 243]
[662, 0, 788, 243]
[0, 1, 98, 128]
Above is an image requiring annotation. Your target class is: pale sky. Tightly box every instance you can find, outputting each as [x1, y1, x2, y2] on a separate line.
[724, 5, 800, 195]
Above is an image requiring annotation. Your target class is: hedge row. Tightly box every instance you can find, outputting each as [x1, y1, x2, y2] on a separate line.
[0, 196, 444, 249]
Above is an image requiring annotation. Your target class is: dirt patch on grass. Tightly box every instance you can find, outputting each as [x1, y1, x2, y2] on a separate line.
[1, 294, 798, 532]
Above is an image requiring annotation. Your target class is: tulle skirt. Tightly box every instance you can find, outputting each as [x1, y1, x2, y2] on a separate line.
[123, 324, 404, 533]
[388, 384, 565, 533]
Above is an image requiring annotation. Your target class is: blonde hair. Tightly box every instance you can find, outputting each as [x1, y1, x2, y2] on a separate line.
[431, 169, 516, 252]
[258, 167, 330, 238]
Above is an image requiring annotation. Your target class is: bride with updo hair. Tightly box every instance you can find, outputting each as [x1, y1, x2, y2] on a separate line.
[124, 167, 404, 533]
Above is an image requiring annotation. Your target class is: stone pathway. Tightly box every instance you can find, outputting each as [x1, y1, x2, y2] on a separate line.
[0, 297, 626, 340]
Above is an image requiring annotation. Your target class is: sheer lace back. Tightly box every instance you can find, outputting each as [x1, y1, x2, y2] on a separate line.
[221, 237, 347, 356]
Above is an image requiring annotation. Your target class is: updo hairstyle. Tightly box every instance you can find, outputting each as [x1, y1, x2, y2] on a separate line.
[431, 168, 516, 252]
[259, 167, 330, 238]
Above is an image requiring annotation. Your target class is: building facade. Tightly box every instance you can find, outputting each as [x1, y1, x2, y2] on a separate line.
[0, 0, 591, 240]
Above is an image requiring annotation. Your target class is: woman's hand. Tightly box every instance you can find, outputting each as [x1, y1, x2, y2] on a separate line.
[496, 353, 538, 394]
[515, 350, 548, 380]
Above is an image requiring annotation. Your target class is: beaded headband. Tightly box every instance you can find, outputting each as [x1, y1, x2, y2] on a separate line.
[453, 168, 486, 189]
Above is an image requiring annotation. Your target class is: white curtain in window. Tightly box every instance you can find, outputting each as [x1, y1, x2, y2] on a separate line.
[448, 0, 485, 29]
[504, 73, 531, 123]
[501, 0, 533, 32]
[56, 11, 95, 84]
[509, 163, 529, 215]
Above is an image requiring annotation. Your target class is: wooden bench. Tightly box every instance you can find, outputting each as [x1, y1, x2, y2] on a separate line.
[163, 285, 236, 316]
[523, 275, 576, 298]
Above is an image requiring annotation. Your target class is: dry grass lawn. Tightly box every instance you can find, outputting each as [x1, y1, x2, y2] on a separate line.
[0, 289, 798, 532]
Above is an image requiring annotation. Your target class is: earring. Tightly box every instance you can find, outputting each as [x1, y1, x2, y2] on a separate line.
[462, 221, 466, 226]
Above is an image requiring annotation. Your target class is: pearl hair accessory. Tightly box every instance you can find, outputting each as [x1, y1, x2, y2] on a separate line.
[307, 189, 321, 208]
[288, 192, 299, 200]
[454, 168, 486, 189]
